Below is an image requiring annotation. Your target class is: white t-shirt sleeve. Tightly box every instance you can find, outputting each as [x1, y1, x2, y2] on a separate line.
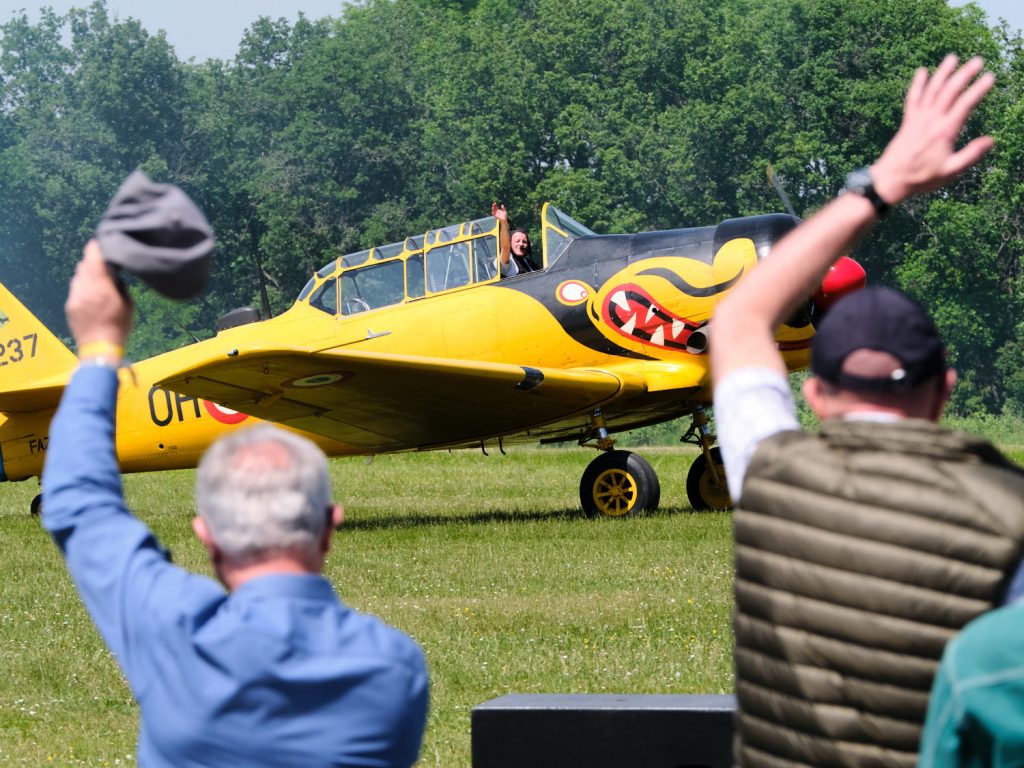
[500, 257, 520, 277]
[713, 367, 800, 501]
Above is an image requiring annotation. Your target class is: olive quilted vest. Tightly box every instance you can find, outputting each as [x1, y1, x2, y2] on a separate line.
[733, 419, 1024, 768]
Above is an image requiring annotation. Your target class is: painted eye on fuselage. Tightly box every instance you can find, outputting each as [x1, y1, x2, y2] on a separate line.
[557, 280, 591, 305]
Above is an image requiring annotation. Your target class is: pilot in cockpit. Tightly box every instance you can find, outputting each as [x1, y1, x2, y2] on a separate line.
[491, 202, 538, 277]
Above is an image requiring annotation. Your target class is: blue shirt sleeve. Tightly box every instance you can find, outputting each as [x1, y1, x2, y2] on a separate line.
[41, 365, 222, 690]
[1001, 559, 1024, 605]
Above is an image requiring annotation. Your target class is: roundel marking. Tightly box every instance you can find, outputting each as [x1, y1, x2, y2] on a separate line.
[284, 371, 353, 388]
[556, 279, 591, 306]
[203, 400, 250, 425]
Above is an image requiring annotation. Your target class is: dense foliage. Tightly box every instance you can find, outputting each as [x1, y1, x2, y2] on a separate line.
[0, 0, 1020, 415]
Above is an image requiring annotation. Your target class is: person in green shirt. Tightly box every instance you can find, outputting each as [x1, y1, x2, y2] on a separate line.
[919, 605, 1024, 766]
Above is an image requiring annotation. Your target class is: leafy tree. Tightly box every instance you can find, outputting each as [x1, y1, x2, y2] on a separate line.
[0, 0, 1020, 417]
[0, 2, 190, 340]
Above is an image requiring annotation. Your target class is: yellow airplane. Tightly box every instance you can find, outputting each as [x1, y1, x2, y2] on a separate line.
[0, 203, 864, 517]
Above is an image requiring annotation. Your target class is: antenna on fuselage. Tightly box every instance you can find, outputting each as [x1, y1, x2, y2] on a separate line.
[171, 317, 202, 343]
[766, 163, 797, 218]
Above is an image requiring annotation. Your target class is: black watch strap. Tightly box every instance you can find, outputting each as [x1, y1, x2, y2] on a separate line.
[844, 167, 891, 218]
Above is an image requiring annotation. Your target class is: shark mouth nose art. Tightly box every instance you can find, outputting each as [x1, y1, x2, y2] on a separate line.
[602, 284, 703, 351]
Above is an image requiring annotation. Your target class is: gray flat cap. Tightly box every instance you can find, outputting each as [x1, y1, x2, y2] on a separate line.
[96, 170, 215, 300]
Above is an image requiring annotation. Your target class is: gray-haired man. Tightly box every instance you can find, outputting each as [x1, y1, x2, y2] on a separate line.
[42, 242, 429, 767]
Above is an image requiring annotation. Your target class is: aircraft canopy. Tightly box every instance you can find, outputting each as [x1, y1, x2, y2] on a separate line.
[295, 204, 594, 316]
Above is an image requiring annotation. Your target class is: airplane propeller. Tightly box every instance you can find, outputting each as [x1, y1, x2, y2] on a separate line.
[766, 162, 797, 218]
[766, 163, 866, 326]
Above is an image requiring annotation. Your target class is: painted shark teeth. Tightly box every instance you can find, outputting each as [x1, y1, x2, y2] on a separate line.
[645, 304, 658, 323]
[611, 291, 630, 312]
[672, 319, 685, 339]
[650, 325, 665, 346]
[621, 313, 637, 335]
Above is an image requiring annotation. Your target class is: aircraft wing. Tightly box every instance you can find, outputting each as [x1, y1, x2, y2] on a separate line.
[0, 377, 67, 413]
[157, 347, 649, 452]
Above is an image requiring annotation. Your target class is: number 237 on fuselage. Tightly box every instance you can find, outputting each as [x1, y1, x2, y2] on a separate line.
[0, 203, 864, 516]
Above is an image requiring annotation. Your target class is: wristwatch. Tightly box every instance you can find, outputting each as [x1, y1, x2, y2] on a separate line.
[844, 166, 890, 218]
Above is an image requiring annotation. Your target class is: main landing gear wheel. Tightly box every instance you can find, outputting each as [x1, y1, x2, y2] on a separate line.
[686, 447, 731, 511]
[580, 450, 660, 518]
[30, 494, 42, 516]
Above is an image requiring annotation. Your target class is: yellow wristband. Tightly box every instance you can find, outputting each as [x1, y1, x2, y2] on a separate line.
[78, 341, 125, 361]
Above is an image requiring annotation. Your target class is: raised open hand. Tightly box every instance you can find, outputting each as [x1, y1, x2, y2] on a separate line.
[873, 55, 995, 204]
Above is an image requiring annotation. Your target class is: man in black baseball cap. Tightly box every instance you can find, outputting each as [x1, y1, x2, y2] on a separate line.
[710, 56, 1024, 768]
[803, 285, 955, 420]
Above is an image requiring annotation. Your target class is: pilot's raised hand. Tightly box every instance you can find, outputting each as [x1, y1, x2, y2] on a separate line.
[871, 55, 995, 206]
[66, 239, 133, 352]
[493, 202, 513, 270]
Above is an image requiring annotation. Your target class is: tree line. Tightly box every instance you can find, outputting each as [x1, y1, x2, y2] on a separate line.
[0, 0, 1020, 416]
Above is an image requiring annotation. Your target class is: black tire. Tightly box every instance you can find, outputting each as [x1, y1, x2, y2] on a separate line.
[686, 448, 732, 511]
[30, 494, 42, 516]
[580, 450, 660, 518]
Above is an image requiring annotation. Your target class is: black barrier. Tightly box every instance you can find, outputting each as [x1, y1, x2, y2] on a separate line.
[471, 693, 735, 768]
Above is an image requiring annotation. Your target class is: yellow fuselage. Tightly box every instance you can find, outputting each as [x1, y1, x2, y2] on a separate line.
[0, 210, 825, 483]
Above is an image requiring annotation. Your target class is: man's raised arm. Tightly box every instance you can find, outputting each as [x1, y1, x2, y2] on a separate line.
[711, 55, 994, 385]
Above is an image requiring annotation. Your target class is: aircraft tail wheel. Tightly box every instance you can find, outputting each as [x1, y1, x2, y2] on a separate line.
[30, 494, 42, 516]
[686, 447, 732, 511]
[580, 450, 660, 518]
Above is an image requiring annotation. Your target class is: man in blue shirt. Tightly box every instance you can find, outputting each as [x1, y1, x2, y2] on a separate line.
[42, 241, 429, 767]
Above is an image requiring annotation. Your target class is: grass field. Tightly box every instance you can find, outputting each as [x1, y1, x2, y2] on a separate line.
[0, 446, 734, 766]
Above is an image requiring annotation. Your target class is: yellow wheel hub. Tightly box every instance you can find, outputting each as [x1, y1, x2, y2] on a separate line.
[593, 468, 638, 516]
[699, 461, 731, 509]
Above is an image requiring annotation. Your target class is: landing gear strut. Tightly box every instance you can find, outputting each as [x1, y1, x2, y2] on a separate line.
[680, 409, 732, 511]
[578, 409, 660, 517]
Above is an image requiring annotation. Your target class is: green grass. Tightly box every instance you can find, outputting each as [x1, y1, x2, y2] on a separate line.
[0, 447, 733, 767]
[943, 412, 1024, 452]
